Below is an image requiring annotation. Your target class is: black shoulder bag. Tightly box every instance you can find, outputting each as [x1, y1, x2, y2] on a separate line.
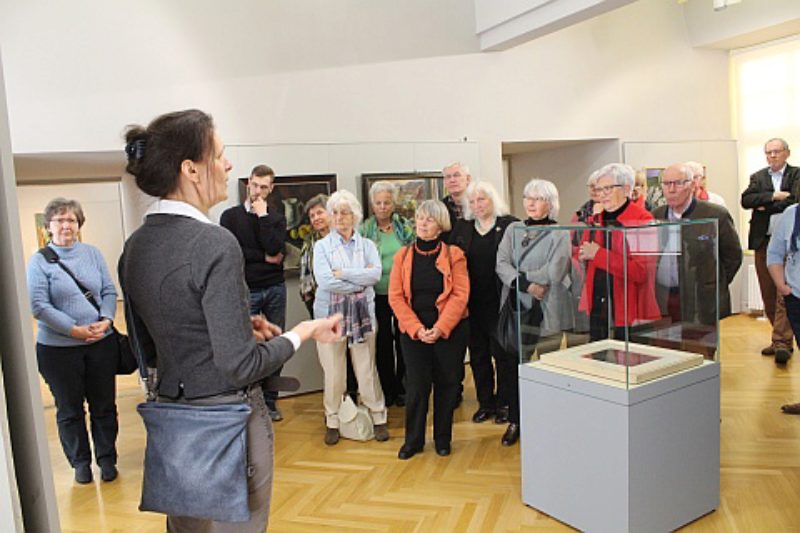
[38, 247, 138, 374]
[494, 231, 545, 356]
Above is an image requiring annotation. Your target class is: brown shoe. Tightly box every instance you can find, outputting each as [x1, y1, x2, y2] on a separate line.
[762, 345, 776, 356]
[324, 427, 340, 445]
[374, 423, 389, 442]
[781, 402, 800, 415]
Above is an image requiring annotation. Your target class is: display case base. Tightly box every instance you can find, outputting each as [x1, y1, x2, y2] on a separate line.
[519, 360, 720, 533]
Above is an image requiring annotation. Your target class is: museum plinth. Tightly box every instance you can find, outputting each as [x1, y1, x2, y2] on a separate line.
[519, 357, 720, 533]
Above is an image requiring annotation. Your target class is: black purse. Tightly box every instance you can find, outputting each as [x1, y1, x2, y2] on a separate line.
[38, 247, 137, 375]
[493, 231, 546, 355]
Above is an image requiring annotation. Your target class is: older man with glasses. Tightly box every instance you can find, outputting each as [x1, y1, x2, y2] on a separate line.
[653, 164, 742, 358]
[741, 138, 800, 364]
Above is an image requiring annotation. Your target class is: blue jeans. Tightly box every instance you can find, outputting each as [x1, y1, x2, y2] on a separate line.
[249, 283, 287, 408]
[783, 293, 800, 342]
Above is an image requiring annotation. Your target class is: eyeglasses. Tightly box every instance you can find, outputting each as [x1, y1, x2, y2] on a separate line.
[332, 210, 353, 217]
[51, 217, 78, 225]
[661, 179, 692, 190]
[765, 149, 786, 156]
[595, 184, 623, 195]
[524, 196, 546, 203]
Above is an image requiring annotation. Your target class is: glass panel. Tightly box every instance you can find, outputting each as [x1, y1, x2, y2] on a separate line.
[511, 220, 719, 389]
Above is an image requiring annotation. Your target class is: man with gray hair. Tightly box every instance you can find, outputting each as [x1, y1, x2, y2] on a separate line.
[685, 161, 726, 207]
[653, 163, 742, 357]
[741, 138, 799, 364]
[441, 162, 471, 242]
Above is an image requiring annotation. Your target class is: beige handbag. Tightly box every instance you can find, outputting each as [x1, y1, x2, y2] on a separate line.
[338, 394, 374, 441]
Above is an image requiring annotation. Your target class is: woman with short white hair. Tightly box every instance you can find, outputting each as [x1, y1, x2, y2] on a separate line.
[495, 179, 573, 446]
[360, 181, 415, 407]
[450, 181, 517, 426]
[313, 190, 389, 445]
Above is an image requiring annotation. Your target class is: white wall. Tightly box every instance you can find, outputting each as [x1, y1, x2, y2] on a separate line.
[683, 0, 800, 49]
[507, 140, 621, 220]
[1, 0, 732, 203]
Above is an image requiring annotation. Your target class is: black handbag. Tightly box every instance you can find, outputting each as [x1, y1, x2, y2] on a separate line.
[38, 247, 137, 375]
[493, 231, 545, 355]
[495, 290, 543, 355]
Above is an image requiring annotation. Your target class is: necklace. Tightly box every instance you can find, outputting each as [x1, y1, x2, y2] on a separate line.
[414, 240, 442, 256]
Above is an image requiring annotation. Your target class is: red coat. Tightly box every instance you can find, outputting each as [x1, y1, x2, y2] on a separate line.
[578, 201, 661, 326]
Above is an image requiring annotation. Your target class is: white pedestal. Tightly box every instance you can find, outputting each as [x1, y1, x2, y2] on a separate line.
[519, 361, 720, 533]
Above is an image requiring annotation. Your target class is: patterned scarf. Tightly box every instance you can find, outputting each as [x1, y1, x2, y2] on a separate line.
[329, 292, 373, 346]
[327, 233, 373, 345]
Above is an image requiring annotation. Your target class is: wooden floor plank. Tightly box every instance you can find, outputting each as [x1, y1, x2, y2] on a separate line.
[38, 314, 800, 531]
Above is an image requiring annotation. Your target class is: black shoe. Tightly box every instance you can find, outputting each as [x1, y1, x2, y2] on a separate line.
[494, 406, 509, 424]
[501, 423, 520, 446]
[472, 408, 494, 423]
[395, 394, 405, 407]
[74, 465, 92, 484]
[776, 348, 792, 365]
[398, 445, 422, 460]
[436, 444, 451, 456]
[100, 464, 118, 482]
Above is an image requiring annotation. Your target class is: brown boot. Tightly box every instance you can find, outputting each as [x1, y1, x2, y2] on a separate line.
[374, 424, 389, 442]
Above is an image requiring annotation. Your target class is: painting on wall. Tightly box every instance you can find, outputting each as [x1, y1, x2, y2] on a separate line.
[238, 174, 337, 270]
[361, 173, 445, 220]
[644, 168, 666, 209]
[35, 213, 49, 248]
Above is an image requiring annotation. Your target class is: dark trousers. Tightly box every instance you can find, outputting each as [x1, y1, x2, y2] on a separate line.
[37, 334, 118, 468]
[400, 320, 468, 449]
[468, 309, 504, 410]
[250, 283, 287, 408]
[783, 294, 800, 343]
[374, 294, 405, 403]
[755, 240, 794, 349]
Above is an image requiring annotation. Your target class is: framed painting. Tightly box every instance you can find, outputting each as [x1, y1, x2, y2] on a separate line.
[361, 172, 444, 220]
[644, 167, 666, 209]
[238, 174, 337, 270]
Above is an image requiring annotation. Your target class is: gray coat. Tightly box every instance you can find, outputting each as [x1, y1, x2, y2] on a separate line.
[119, 214, 295, 399]
[496, 222, 574, 336]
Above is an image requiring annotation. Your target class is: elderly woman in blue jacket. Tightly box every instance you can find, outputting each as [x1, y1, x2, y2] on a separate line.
[314, 190, 389, 445]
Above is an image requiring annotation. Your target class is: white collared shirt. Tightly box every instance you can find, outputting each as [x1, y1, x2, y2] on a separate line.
[768, 164, 788, 236]
[145, 199, 213, 225]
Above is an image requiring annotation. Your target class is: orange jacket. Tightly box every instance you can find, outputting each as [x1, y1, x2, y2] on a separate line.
[388, 243, 469, 340]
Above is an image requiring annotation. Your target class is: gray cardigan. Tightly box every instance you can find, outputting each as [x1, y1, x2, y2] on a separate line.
[119, 214, 294, 399]
[496, 222, 574, 336]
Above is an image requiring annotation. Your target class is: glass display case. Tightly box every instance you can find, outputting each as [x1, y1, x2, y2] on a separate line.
[506, 219, 720, 388]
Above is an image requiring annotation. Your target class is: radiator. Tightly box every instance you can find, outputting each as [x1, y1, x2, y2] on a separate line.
[747, 264, 764, 312]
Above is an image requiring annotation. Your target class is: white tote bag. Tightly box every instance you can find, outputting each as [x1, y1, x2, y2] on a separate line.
[337, 394, 374, 441]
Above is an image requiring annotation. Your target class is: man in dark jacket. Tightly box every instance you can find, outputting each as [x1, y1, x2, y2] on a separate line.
[654, 164, 743, 357]
[220, 164, 287, 419]
[741, 138, 799, 364]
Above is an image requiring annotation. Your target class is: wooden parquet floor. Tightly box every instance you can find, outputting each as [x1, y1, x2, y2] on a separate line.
[40, 314, 800, 532]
